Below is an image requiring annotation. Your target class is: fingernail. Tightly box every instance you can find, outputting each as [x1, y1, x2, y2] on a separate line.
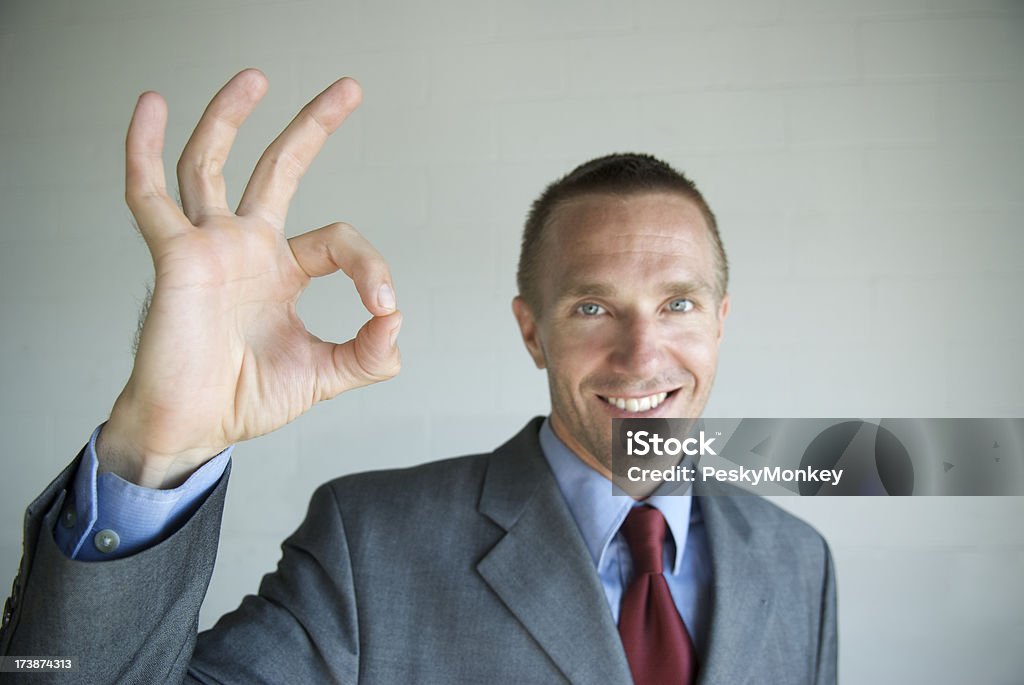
[389, 321, 401, 348]
[378, 283, 396, 311]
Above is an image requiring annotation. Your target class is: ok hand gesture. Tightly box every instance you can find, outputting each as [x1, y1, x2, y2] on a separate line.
[98, 69, 402, 489]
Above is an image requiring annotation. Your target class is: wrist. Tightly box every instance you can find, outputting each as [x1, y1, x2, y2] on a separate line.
[98, 397, 223, 489]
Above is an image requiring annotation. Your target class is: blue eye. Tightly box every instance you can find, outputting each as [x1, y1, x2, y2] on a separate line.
[669, 298, 694, 313]
[577, 303, 606, 316]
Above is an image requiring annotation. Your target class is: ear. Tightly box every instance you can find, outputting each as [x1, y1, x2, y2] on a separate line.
[716, 293, 730, 342]
[512, 296, 546, 369]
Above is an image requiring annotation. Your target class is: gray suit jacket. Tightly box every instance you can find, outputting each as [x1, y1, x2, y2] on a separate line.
[1, 418, 837, 684]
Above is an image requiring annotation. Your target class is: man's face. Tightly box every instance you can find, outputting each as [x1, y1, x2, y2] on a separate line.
[513, 191, 730, 476]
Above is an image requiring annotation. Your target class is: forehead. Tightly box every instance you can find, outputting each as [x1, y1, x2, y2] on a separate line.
[543, 192, 716, 292]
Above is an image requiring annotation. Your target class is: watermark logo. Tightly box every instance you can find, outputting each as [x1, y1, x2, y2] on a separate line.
[610, 418, 1024, 497]
[625, 429, 717, 457]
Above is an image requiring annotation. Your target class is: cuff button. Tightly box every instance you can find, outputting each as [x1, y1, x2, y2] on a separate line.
[94, 529, 120, 554]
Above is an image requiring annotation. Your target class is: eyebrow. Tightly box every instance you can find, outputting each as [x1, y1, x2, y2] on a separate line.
[557, 280, 713, 301]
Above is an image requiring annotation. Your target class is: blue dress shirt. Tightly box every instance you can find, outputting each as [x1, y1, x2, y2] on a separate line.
[538, 419, 711, 653]
[53, 424, 231, 561]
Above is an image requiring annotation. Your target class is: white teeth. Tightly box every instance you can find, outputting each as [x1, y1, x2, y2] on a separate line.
[604, 391, 670, 413]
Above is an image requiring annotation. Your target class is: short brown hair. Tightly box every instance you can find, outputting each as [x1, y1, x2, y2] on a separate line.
[517, 152, 727, 312]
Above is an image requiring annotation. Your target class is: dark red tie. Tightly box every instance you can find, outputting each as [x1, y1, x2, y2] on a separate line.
[618, 505, 698, 685]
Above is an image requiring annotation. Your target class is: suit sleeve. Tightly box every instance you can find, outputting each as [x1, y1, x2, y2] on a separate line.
[815, 539, 839, 685]
[187, 482, 360, 684]
[0, 450, 230, 684]
[2, 453, 361, 685]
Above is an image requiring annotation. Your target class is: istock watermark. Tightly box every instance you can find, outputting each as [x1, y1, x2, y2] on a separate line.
[610, 418, 1024, 497]
[625, 429, 718, 457]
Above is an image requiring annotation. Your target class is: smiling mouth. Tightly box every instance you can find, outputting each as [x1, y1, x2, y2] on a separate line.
[598, 389, 678, 413]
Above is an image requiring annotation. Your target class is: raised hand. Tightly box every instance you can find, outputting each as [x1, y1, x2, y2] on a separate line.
[97, 69, 402, 489]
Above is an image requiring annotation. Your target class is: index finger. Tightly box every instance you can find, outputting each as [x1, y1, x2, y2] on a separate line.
[288, 222, 397, 317]
[236, 77, 362, 228]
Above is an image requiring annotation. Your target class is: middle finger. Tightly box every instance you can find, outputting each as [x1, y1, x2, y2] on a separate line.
[236, 76, 362, 229]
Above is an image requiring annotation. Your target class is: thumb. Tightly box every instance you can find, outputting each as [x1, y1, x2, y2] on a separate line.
[314, 311, 402, 400]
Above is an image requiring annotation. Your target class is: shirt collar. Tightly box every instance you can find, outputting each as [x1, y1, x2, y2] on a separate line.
[538, 417, 692, 574]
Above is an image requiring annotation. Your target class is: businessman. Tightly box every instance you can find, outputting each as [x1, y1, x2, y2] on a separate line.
[0, 69, 837, 684]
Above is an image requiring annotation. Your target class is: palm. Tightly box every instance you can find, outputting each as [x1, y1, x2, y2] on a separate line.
[104, 70, 401, 487]
[137, 218, 308, 443]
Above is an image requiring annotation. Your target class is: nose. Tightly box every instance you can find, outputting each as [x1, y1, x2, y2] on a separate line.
[609, 313, 663, 378]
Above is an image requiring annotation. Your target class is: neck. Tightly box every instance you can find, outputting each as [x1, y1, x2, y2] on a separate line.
[548, 414, 653, 500]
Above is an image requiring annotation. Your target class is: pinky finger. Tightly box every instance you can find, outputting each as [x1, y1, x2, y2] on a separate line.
[125, 92, 189, 242]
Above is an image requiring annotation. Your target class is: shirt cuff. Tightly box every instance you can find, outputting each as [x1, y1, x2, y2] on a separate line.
[53, 424, 232, 561]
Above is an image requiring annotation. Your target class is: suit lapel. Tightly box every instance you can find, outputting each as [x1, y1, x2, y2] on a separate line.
[476, 419, 634, 685]
[695, 494, 776, 685]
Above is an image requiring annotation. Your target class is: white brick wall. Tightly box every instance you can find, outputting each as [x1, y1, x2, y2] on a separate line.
[2, 1, 1022, 681]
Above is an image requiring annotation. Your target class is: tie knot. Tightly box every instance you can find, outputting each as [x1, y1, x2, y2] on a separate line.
[621, 505, 668, 575]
